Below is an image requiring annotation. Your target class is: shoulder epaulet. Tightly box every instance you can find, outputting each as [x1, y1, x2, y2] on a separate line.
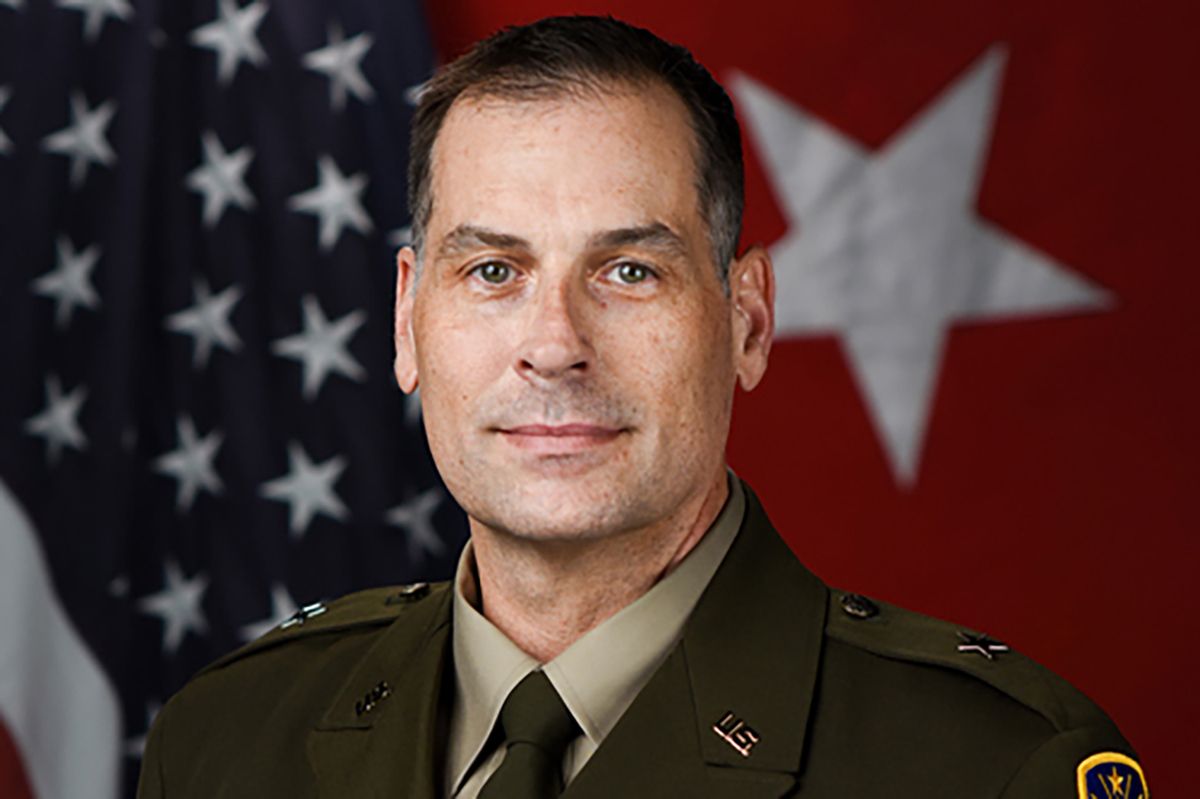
[196, 581, 450, 678]
[825, 590, 1109, 734]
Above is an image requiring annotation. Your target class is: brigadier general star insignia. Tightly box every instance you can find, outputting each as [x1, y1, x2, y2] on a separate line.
[955, 631, 1010, 660]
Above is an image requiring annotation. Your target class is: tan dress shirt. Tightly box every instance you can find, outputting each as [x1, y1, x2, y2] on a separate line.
[445, 474, 745, 798]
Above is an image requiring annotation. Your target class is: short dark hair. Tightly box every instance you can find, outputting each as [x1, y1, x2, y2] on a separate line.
[408, 15, 744, 283]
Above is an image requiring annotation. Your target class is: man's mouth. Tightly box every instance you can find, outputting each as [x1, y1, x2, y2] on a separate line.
[496, 424, 625, 454]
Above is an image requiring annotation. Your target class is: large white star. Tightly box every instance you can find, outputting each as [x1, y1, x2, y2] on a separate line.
[730, 49, 1112, 486]
[153, 416, 224, 512]
[189, 0, 268, 86]
[24, 375, 88, 465]
[238, 582, 298, 642]
[136, 559, 209, 655]
[165, 277, 244, 369]
[0, 86, 13, 155]
[185, 130, 256, 228]
[303, 22, 375, 112]
[385, 486, 446, 564]
[57, 0, 132, 43]
[41, 91, 117, 188]
[31, 234, 101, 329]
[260, 441, 349, 537]
[288, 154, 372, 252]
[271, 294, 366, 400]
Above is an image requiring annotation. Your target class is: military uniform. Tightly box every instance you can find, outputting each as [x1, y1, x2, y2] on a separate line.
[137, 484, 1145, 798]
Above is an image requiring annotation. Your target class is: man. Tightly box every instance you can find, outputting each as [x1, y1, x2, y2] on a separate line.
[138, 16, 1146, 799]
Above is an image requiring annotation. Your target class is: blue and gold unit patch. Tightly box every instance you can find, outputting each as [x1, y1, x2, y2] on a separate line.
[1077, 752, 1149, 799]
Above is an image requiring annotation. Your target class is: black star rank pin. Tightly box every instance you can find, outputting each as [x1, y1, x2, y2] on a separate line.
[956, 631, 1010, 661]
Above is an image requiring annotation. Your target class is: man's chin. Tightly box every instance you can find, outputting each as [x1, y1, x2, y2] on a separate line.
[467, 479, 650, 544]
[491, 432, 631, 482]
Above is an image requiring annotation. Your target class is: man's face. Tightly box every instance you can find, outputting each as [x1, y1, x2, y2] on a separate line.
[395, 82, 771, 542]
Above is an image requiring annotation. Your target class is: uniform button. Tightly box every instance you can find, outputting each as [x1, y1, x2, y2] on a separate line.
[385, 582, 430, 605]
[839, 593, 879, 620]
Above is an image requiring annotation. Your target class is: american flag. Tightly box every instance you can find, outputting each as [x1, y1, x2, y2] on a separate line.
[0, 1, 466, 797]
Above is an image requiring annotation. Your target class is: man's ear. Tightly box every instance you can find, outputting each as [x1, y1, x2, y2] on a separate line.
[393, 246, 420, 393]
[728, 244, 774, 392]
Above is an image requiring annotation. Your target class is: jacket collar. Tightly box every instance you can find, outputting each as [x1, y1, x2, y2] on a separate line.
[303, 480, 826, 799]
[564, 482, 827, 798]
[306, 584, 453, 799]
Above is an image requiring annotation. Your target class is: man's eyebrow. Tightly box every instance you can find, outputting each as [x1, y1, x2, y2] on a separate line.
[433, 222, 689, 260]
[435, 224, 533, 257]
[587, 222, 689, 257]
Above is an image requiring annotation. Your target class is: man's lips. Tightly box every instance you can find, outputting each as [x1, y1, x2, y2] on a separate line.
[501, 424, 622, 436]
[495, 424, 625, 453]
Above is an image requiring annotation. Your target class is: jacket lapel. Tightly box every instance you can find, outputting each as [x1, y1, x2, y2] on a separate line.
[306, 586, 453, 799]
[565, 483, 827, 798]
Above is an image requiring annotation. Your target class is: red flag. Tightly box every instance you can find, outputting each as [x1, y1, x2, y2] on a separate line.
[429, 2, 1196, 794]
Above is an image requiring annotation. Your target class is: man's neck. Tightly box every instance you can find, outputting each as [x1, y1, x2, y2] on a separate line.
[469, 472, 730, 663]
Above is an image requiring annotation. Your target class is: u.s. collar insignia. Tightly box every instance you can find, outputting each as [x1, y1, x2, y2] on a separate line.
[712, 711, 761, 757]
[1077, 752, 1149, 799]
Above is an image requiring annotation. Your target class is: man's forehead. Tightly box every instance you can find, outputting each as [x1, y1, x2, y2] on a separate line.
[425, 84, 703, 244]
[430, 81, 696, 179]
[445, 75, 680, 123]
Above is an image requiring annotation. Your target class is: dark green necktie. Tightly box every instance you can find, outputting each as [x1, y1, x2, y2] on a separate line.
[477, 670, 580, 799]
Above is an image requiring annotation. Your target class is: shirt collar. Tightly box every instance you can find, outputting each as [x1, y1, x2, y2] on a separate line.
[447, 473, 745, 794]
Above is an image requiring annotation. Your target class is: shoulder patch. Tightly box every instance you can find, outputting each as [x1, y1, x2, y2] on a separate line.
[1077, 752, 1148, 799]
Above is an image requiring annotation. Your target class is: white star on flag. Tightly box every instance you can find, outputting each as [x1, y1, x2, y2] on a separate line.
[124, 701, 160, 759]
[185, 130, 256, 228]
[238, 582, 299, 642]
[271, 294, 367, 400]
[0, 86, 13, 155]
[730, 48, 1112, 486]
[165, 277, 244, 369]
[388, 224, 413, 248]
[287, 154, 372, 252]
[189, 0, 268, 86]
[153, 416, 224, 512]
[31, 234, 101, 329]
[386, 486, 446, 563]
[136, 559, 209, 655]
[24, 374, 88, 465]
[303, 22, 375, 112]
[57, 0, 132, 43]
[260, 441, 349, 537]
[41, 90, 117, 188]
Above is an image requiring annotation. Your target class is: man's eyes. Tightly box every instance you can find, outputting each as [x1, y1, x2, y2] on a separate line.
[469, 261, 513, 284]
[465, 259, 658, 288]
[609, 261, 654, 285]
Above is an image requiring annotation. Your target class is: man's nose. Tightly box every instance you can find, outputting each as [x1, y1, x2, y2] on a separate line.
[516, 277, 592, 381]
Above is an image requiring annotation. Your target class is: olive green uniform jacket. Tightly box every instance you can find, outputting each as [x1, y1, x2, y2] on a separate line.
[138, 486, 1138, 798]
